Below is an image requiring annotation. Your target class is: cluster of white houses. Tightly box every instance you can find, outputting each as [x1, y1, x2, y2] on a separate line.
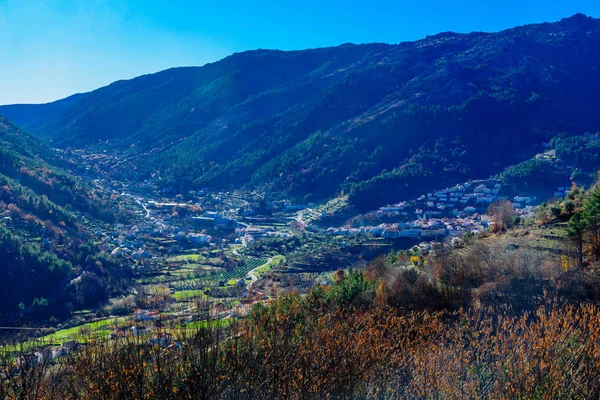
[328, 213, 492, 240]
[335, 179, 571, 241]
[375, 179, 568, 222]
[419, 180, 504, 217]
[235, 226, 294, 244]
[100, 217, 214, 261]
[373, 180, 507, 221]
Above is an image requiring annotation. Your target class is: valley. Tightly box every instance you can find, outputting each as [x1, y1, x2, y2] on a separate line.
[4, 11, 600, 398]
[1, 140, 570, 352]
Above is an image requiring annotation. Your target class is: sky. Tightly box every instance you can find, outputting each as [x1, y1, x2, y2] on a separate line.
[1, 0, 600, 105]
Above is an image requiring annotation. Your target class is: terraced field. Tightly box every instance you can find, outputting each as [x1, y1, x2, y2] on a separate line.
[525, 222, 568, 254]
[167, 256, 267, 291]
[253, 255, 286, 278]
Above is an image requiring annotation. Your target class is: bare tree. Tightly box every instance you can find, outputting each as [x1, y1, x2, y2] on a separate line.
[487, 200, 515, 232]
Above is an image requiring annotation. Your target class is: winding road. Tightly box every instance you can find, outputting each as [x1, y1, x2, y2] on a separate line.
[246, 257, 273, 291]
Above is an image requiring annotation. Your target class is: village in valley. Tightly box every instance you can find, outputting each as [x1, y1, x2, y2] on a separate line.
[326, 180, 547, 241]
[5, 147, 573, 357]
[79, 143, 573, 286]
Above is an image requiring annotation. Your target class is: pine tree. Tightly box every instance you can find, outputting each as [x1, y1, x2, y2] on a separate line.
[567, 211, 585, 268]
[583, 186, 600, 265]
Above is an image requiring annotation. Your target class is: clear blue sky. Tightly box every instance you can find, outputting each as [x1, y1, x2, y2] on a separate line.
[1, 0, 599, 105]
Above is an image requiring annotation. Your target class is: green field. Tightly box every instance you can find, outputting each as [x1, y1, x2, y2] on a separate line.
[174, 253, 205, 262]
[173, 290, 206, 301]
[48, 318, 132, 342]
[3, 318, 126, 353]
[254, 255, 286, 277]
[176, 318, 234, 331]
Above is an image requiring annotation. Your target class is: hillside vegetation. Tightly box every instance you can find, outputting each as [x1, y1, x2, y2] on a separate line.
[8, 189, 600, 398]
[0, 117, 129, 322]
[4, 14, 600, 209]
[5, 148, 600, 398]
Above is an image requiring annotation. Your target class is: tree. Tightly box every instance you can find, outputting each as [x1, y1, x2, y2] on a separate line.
[564, 199, 576, 214]
[550, 204, 562, 219]
[583, 187, 600, 264]
[487, 200, 515, 232]
[332, 269, 346, 284]
[567, 211, 585, 268]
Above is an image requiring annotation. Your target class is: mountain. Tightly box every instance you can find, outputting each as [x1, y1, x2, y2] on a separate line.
[0, 116, 126, 321]
[0, 93, 88, 131]
[4, 14, 600, 209]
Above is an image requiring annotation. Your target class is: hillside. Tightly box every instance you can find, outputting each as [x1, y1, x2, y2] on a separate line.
[0, 117, 127, 321]
[0, 93, 88, 131]
[4, 14, 600, 210]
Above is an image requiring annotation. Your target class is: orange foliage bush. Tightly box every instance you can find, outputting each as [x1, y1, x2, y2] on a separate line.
[5, 297, 600, 399]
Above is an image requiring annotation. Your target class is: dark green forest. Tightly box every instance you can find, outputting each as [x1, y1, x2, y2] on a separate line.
[0, 117, 130, 321]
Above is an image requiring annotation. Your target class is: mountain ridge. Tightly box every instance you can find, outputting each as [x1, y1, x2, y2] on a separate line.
[2, 13, 600, 209]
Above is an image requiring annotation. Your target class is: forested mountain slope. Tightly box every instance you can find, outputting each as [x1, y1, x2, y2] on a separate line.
[4, 14, 600, 209]
[0, 117, 127, 321]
